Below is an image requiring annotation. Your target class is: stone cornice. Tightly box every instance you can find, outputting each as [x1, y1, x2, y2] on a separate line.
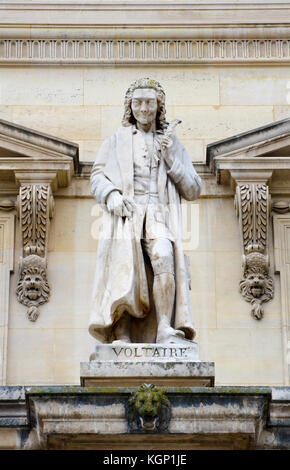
[0, 119, 78, 160]
[1, 2, 290, 27]
[0, 119, 79, 189]
[207, 118, 290, 181]
[3, 38, 290, 65]
[1, 2, 290, 64]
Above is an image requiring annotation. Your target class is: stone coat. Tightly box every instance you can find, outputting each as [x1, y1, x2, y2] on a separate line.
[89, 125, 202, 343]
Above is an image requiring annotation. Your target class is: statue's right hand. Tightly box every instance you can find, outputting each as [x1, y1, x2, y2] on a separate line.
[106, 191, 134, 218]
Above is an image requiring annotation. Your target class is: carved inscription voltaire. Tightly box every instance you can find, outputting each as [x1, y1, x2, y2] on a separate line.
[112, 346, 190, 359]
[16, 184, 54, 321]
[235, 183, 274, 319]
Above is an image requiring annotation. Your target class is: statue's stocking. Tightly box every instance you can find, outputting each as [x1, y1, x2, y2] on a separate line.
[154, 272, 184, 343]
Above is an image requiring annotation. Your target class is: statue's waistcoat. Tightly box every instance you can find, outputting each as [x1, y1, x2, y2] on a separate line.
[132, 129, 172, 241]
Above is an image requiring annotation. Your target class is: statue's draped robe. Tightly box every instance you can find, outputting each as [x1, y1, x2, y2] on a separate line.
[90, 126, 202, 343]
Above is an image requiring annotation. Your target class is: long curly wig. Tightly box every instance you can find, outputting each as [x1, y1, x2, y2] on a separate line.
[122, 77, 168, 132]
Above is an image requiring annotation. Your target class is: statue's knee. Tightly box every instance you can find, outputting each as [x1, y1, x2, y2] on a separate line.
[151, 238, 173, 259]
[151, 255, 175, 276]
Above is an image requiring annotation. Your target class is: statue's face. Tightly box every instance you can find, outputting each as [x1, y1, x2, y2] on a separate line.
[131, 88, 158, 126]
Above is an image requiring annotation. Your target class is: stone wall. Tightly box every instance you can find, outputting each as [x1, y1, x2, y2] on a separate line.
[1, 1, 290, 387]
[0, 66, 289, 164]
[4, 180, 285, 386]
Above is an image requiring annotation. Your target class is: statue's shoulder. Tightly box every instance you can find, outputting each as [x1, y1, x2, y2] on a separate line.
[99, 126, 133, 153]
[100, 129, 119, 149]
[116, 125, 134, 136]
[106, 125, 133, 141]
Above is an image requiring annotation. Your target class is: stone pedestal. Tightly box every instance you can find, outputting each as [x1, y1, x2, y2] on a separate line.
[80, 343, 215, 387]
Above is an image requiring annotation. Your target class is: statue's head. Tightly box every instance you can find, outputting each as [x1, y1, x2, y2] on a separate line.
[122, 78, 167, 131]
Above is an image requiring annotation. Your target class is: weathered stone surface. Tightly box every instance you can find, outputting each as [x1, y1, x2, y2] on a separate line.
[2, 385, 282, 449]
[80, 359, 214, 387]
[91, 342, 200, 362]
[3, 2, 290, 393]
[0, 386, 27, 427]
[0, 385, 290, 449]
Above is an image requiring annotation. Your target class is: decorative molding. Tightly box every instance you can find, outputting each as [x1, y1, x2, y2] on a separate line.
[16, 183, 54, 322]
[235, 182, 274, 320]
[1, 2, 290, 27]
[206, 118, 290, 322]
[0, 199, 15, 211]
[1, 2, 290, 64]
[17, 184, 54, 258]
[0, 119, 78, 191]
[0, 213, 15, 385]
[2, 38, 290, 64]
[0, 119, 78, 324]
[272, 200, 290, 213]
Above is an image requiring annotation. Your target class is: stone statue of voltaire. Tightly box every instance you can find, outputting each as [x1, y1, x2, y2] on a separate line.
[89, 78, 202, 345]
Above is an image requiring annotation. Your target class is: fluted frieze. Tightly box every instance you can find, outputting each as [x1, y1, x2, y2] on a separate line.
[2, 38, 290, 65]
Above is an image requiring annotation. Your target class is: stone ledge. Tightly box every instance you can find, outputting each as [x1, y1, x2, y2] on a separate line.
[5, 385, 290, 449]
[81, 361, 214, 387]
[0, 386, 27, 427]
[22, 385, 274, 449]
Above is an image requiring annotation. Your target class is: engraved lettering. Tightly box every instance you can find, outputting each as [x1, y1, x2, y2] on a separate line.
[110, 345, 193, 360]
[134, 347, 142, 357]
[124, 347, 133, 357]
[112, 347, 123, 357]
[153, 348, 160, 357]
[180, 348, 187, 358]
[142, 347, 153, 357]
[170, 348, 178, 357]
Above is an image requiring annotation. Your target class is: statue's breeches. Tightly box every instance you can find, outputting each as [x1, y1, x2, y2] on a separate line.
[142, 238, 174, 276]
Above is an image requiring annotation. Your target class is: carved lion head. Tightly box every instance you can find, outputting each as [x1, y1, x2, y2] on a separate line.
[240, 261, 274, 320]
[16, 255, 50, 321]
[241, 272, 267, 298]
[240, 249, 273, 304]
[129, 384, 170, 432]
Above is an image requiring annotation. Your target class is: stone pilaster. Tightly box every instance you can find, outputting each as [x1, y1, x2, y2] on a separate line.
[273, 205, 290, 385]
[0, 212, 15, 384]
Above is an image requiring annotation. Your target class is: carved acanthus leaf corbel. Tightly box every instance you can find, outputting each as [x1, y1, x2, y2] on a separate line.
[235, 183, 274, 319]
[16, 184, 54, 321]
